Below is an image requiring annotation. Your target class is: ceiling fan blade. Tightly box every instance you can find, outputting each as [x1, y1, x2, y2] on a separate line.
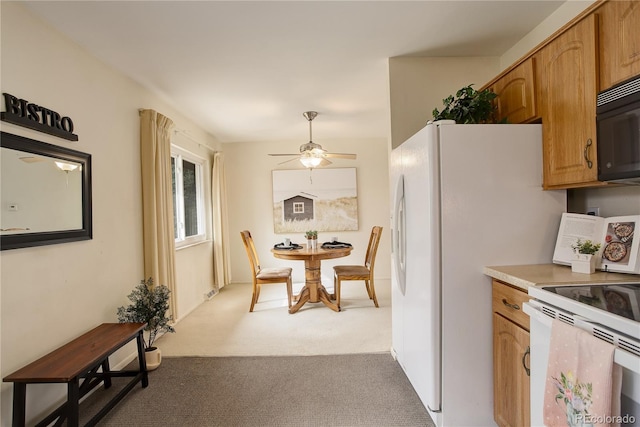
[277, 157, 301, 165]
[268, 153, 299, 157]
[324, 153, 357, 160]
[319, 158, 332, 167]
[19, 156, 48, 163]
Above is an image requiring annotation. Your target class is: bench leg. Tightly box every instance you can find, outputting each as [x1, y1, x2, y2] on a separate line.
[136, 330, 149, 387]
[101, 358, 112, 388]
[67, 378, 80, 427]
[12, 383, 26, 427]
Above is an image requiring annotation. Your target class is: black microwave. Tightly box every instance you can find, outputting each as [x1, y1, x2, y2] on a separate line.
[596, 75, 640, 184]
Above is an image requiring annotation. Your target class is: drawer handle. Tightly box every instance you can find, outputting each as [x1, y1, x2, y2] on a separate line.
[502, 298, 520, 310]
[522, 346, 531, 376]
[583, 138, 593, 169]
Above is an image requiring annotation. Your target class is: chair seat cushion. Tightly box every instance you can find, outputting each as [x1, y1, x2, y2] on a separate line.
[257, 267, 292, 280]
[334, 265, 370, 277]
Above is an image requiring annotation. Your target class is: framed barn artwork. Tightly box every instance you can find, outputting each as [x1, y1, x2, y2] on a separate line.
[272, 168, 358, 233]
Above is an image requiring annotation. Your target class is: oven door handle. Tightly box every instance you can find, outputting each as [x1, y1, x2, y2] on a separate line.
[524, 302, 640, 374]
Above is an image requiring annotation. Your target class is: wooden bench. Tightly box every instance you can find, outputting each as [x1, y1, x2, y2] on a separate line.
[3, 323, 148, 427]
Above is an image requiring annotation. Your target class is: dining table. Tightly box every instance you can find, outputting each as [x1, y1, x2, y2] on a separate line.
[271, 244, 352, 313]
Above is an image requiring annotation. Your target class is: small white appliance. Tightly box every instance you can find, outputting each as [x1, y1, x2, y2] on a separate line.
[390, 122, 567, 426]
[525, 283, 640, 426]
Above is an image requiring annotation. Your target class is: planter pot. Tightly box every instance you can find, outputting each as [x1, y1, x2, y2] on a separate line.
[571, 253, 597, 274]
[307, 238, 318, 250]
[145, 347, 162, 371]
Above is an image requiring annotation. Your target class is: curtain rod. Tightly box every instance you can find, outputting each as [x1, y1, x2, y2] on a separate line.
[174, 128, 217, 153]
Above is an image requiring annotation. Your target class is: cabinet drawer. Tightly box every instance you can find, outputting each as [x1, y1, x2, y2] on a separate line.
[492, 280, 530, 330]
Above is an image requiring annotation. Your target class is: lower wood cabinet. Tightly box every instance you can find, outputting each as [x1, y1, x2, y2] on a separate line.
[492, 280, 531, 427]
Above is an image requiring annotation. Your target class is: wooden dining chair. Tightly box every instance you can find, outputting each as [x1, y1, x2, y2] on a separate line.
[240, 230, 293, 312]
[333, 226, 383, 310]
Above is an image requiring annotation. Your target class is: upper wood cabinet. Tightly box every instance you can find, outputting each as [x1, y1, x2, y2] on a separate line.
[536, 15, 602, 189]
[490, 58, 537, 124]
[598, 0, 640, 90]
[482, 0, 639, 190]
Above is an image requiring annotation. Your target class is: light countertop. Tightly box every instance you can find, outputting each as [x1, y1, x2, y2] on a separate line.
[484, 264, 640, 291]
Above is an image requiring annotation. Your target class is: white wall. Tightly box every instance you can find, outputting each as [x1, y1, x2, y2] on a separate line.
[0, 3, 219, 425]
[388, 57, 500, 148]
[568, 186, 640, 217]
[387, 2, 599, 150]
[223, 137, 391, 287]
[500, 0, 597, 69]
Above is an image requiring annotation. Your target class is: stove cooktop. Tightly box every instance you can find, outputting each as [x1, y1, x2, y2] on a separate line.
[541, 283, 640, 321]
[530, 283, 640, 338]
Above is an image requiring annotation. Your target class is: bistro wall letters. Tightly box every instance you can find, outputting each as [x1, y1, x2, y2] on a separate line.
[1, 93, 78, 141]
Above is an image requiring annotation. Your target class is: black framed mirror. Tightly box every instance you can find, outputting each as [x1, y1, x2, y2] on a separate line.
[1, 132, 92, 250]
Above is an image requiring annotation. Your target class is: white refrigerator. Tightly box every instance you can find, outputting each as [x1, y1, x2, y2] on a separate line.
[390, 122, 566, 426]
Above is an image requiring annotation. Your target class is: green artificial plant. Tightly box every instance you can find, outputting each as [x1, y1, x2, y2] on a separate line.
[571, 239, 602, 255]
[432, 84, 501, 124]
[117, 277, 175, 349]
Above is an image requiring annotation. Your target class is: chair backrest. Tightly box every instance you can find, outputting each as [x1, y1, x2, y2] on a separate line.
[240, 230, 261, 277]
[364, 226, 383, 271]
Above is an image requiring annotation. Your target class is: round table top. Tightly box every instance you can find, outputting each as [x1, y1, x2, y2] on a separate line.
[271, 245, 352, 261]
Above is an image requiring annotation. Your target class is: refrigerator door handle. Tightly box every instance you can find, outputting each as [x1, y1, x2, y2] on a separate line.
[393, 174, 406, 295]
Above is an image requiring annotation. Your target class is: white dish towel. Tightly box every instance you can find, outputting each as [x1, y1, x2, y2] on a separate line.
[543, 319, 622, 427]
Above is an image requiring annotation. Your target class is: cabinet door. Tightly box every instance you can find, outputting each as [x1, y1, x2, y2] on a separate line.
[599, 0, 640, 90]
[538, 15, 601, 189]
[493, 313, 531, 427]
[491, 58, 537, 124]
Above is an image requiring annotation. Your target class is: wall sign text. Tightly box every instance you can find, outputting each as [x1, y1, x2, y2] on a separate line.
[1, 93, 78, 141]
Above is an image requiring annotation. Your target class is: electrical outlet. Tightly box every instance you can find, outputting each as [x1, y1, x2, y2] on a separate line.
[587, 207, 600, 216]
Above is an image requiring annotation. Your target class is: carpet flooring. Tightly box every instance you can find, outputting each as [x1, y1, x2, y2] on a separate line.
[81, 354, 434, 426]
[156, 280, 392, 357]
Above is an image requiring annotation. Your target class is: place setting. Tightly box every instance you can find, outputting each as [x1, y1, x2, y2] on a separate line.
[273, 237, 302, 250]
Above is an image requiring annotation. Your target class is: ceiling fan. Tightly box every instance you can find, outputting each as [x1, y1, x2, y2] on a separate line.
[269, 111, 357, 168]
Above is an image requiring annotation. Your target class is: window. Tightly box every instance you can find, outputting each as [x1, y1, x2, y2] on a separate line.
[293, 202, 305, 214]
[171, 147, 205, 246]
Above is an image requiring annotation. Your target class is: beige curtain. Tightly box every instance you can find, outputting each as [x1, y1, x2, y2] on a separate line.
[212, 152, 231, 289]
[139, 109, 178, 320]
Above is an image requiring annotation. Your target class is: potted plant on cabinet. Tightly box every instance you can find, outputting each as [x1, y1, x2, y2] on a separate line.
[117, 277, 175, 370]
[432, 84, 502, 124]
[570, 239, 602, 274]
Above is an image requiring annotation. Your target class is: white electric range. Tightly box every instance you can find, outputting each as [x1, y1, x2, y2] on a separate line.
[524, 282, 640, 426]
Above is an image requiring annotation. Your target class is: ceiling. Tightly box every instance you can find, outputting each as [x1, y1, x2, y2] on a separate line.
[21, 1, 565, 144]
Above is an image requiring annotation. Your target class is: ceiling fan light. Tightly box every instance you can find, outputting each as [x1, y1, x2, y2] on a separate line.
[55, 161, 79, 172]
[300, 155, 323, 168]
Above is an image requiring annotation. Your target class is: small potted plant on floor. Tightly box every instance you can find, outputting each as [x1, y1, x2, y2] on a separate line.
[117, 277, 175, 370]
[570, 239, 602, 274]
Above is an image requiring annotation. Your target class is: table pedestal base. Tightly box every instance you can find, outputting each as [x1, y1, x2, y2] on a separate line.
[289, 260, 340, 313]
